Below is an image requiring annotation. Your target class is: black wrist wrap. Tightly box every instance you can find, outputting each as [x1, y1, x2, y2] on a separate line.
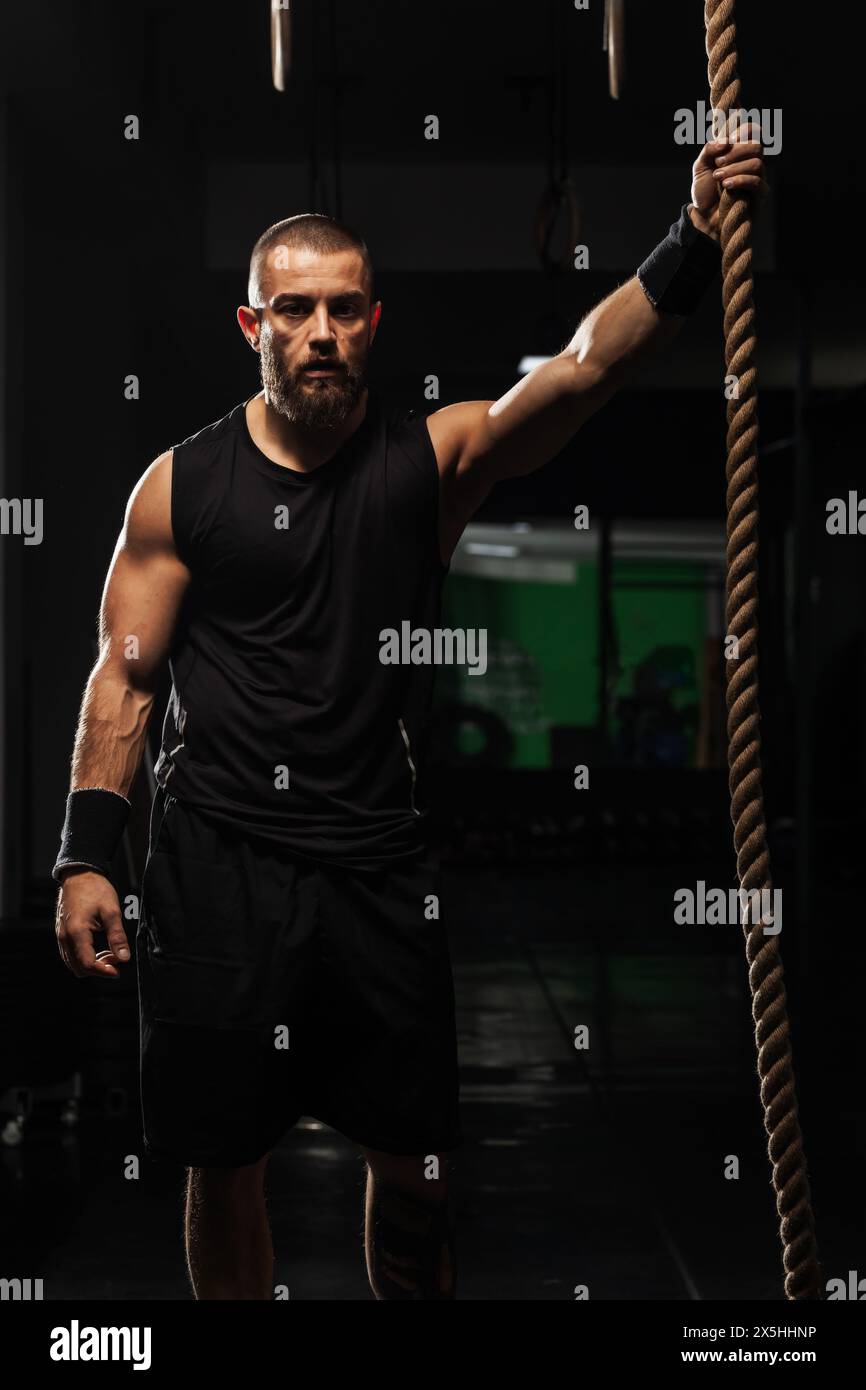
[52, 788, 131, 884]
[637, 203, 722, 317]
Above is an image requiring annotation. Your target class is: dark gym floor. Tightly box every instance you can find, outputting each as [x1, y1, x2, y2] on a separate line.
[1, 856, 856, 1301]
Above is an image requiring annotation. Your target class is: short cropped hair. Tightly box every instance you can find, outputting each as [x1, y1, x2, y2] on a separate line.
[247, 213, 375, 307]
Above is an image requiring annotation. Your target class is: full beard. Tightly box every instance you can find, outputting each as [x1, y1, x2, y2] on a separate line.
[260, 337, 367, 430]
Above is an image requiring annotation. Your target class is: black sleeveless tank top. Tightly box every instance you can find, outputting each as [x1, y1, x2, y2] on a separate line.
[153, 390, 448, 868]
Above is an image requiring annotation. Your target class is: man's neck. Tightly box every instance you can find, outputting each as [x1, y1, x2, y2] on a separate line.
[246, 388, 368, 475]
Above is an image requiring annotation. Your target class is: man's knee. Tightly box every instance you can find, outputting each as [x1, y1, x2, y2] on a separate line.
[362, 1147, 450, 1199]
[187, 1153, 269, 1209]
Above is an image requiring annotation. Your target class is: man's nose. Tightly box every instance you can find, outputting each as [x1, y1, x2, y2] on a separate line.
[309, 307, 336, 343]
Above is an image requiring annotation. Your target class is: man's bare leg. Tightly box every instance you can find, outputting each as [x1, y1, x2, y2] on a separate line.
[184, 1153, 273, 1300]
[362, 1147, 456, 1299]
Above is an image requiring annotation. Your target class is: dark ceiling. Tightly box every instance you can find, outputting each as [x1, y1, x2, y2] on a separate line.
[1, 1, 859, 168]
[1, 2, 863, 393]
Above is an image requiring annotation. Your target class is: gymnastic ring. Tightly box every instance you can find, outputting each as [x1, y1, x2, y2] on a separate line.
[270, 0, 292, 92]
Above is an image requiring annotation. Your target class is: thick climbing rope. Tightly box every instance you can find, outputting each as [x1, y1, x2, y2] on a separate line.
[704, 0, 822, 1300]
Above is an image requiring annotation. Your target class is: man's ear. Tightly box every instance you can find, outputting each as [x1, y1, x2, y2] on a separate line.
[370, 301, 382, 335]
[237, 305, 261, 350]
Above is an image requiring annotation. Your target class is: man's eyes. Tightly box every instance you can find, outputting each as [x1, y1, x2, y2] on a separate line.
[279, 303, 359, 316]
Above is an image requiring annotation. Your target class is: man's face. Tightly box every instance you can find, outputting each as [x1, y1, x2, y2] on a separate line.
[247, 246, 380, 429]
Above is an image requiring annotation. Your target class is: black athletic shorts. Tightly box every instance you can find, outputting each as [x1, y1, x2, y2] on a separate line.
[135, 786, 462, 1167]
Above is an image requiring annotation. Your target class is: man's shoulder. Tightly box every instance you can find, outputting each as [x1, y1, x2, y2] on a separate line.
[171, 399, 247, 458]
[377, 393, 439, 470]
[411, 399, 494, 480]
[368, 387, 425, 431]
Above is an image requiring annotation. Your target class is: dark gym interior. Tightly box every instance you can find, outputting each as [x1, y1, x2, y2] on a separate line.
[1, 1, 864, 1306]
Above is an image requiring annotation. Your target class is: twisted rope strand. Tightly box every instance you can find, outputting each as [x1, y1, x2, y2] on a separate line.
[704, 0, 822, 1301]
